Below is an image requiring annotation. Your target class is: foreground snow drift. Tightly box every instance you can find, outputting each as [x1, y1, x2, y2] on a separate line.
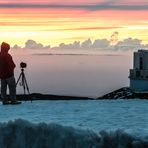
[0, 119, 148, 148]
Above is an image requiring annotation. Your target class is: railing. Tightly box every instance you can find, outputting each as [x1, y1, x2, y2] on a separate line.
[129, 69, 148, 79]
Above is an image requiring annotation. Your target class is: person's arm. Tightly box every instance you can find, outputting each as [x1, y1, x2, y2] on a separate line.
[7, 54, 16, 71]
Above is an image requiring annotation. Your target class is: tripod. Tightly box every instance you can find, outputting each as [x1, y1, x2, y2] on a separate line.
[16, 68, 31, 101]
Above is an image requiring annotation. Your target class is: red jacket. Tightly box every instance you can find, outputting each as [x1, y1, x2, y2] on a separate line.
[0, 42, 16, 79]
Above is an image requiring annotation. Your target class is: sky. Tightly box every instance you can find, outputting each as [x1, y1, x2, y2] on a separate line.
[0, 0, 148, 47]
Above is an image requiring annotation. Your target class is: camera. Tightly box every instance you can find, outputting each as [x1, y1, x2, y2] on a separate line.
[20, 62, 27, 68]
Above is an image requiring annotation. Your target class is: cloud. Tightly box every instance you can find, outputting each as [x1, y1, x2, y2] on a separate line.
[12, 44, 22, 49]
[24, 40, 50, 49]
[55, 38, 110, 49]
[110, 31, 119, 45]
[50, 27, 123, 31]
[12, 38, 148, 52]
[92, 39, 110, 48]
[81, 39, 92, 49]
[55, 38, 148, 51]
[58, 41, 81, 49]
[0, 3, 148, 11]
[114, 38, 148, 51]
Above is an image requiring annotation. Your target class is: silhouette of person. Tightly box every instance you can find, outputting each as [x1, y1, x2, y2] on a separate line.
[0, 42, 20, 105]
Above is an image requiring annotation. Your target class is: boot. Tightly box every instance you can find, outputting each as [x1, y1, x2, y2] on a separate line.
[11, 99, 22, 105]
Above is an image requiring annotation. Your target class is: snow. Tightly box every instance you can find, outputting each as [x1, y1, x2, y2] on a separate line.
[0, 99, 148, 147]
[2, 119, 148, 148]
[1, 99, 148, 136]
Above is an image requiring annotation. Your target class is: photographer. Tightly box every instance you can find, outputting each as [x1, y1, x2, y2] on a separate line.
[0, 42, 20, 105]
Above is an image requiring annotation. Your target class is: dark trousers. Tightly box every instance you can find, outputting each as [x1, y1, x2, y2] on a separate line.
[1, 75, 16, 101]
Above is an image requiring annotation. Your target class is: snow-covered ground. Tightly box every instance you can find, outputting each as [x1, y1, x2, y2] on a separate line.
[1, 99, 148, 147]
[1, 99, 148, 136]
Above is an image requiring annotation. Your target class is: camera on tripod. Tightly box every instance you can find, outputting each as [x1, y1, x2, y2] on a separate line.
[16, 62, 30, 101]
[20, 62, 27, 68]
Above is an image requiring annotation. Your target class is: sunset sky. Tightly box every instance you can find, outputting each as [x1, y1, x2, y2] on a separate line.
[0, 0, 147, 47]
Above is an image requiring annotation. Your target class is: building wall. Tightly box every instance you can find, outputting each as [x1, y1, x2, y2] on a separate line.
[134, 50, 148, 70]
[130, 50, 148, 92]
[143, 52, 148, 69]
[130, 79, 148, 92]
[134, 52, 140, 69]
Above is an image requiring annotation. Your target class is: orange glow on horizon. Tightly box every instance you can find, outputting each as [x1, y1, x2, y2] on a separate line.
[0, 7, 147, 47]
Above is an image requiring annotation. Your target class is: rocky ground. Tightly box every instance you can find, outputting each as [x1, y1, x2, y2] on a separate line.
[1, 87, 148, 101]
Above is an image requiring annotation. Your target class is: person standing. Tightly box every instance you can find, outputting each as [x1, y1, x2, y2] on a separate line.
[0, 42, 20, 105]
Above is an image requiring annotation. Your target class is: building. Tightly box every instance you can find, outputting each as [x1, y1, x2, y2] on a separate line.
[129, 50, 148, 92]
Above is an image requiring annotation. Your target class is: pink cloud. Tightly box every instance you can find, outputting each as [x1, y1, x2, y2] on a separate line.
[0, 0, 147, 5]
[0, 0, 104, 5]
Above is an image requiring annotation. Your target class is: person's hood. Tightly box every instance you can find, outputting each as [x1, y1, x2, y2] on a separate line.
[1, 42, 10, 53]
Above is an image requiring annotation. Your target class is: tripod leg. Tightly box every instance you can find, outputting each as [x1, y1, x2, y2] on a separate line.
[22, 73, 26, 95]
[24, 78, 30, 95]
[16, 73, 22, 86]
[23, 73, 32, 102]
[23, 75, 30, 95]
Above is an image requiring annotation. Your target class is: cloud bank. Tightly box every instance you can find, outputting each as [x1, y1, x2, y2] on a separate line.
[0, 3, 148, 11]
[12, 38, 148, 51]
[21, 40, 50, 49]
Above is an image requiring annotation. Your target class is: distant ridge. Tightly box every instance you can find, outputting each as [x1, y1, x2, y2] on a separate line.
[1, 88, 148, 101]
[0, 94, 93, 101]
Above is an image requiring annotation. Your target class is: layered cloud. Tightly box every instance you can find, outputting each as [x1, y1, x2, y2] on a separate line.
[25, 40, 50, 49]
[0, 0, 147, 11]
[12, 38, 148, 51]
[0, 0, 147, 46]
[55, 38, 148, 51]
[51, 27, 123, 31]
[12, 39, 50, 49]
[114, 38, 147, 51]
[0, 3, 148, 11]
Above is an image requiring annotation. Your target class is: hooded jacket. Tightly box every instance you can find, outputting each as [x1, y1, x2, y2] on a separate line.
[0, 42, 16, 79]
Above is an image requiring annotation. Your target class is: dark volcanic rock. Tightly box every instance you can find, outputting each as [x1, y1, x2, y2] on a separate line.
[97, 87, 135, 100]
[16, 94, 93, 101]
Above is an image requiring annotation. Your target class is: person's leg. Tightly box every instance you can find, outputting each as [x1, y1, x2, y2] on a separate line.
[7, 76, 16, 101]
[1, 79, 7, 101]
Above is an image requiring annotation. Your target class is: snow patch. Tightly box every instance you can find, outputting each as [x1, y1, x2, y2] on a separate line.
[0, 119, 148, 148]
